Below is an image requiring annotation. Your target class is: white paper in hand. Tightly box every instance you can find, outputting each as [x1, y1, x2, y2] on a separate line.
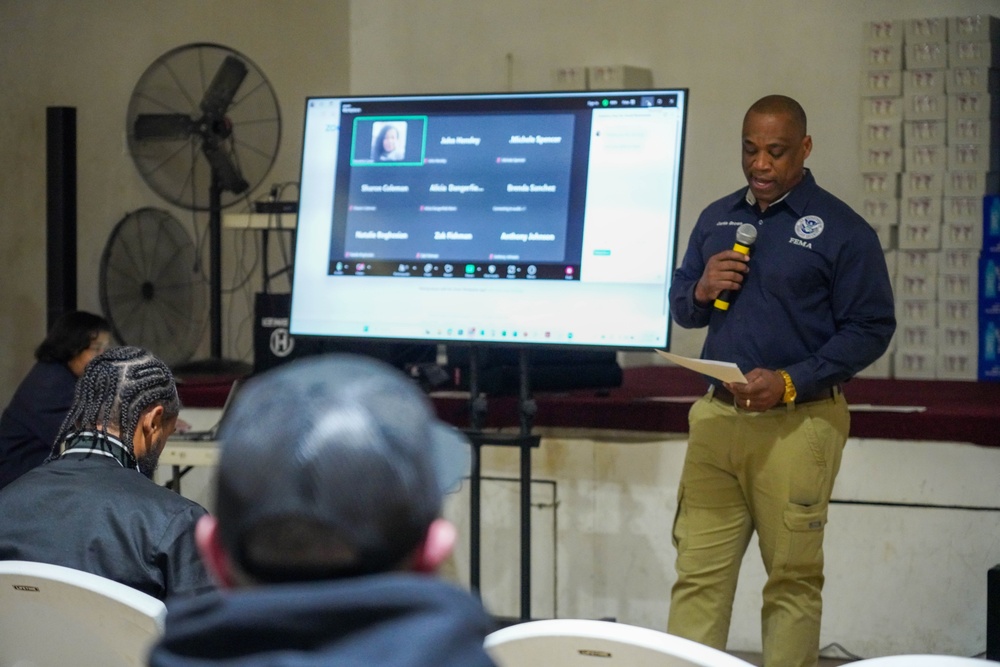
[655, 350, 748, 384]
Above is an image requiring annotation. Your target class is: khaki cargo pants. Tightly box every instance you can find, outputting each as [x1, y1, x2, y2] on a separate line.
[667, 390, 849, 667]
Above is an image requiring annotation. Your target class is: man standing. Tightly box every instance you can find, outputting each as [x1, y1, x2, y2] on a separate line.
[667, 95, 895, 667]
[0, 345, 212, 601]
[149, 354, 497, 667]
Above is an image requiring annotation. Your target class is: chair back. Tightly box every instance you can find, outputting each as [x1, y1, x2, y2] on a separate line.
[0, 560, 166, 667]
[485, 619, 755, 667]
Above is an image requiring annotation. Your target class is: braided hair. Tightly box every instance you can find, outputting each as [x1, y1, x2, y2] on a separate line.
[52, 346, 180, 456]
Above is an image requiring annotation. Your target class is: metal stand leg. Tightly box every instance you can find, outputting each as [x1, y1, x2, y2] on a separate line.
[464, 345, 538, 621]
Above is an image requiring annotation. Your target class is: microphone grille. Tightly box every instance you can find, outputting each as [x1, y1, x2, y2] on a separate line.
[736, 223, 758, 246]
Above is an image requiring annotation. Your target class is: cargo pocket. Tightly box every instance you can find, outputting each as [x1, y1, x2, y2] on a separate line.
[774, 502, 828, 578]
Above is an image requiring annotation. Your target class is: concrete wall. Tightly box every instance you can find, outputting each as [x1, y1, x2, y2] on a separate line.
[0, 0, 350, 401]
[451, 432, 1000, 658]
[5, 0, 999, 401]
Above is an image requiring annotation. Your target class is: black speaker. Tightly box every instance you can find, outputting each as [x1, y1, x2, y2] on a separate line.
[989, 564, 1000, 660]
[253, 292, 438, 376]
[46, 107, 77, 330]
[253, 293, 326, 375]
[445, 346, 623, 395]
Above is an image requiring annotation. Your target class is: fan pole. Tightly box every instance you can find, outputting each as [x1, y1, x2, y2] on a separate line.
[209, 175, 223, 359]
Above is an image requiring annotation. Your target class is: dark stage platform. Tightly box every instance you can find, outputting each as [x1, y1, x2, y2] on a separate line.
[176, 365, 1000, 449]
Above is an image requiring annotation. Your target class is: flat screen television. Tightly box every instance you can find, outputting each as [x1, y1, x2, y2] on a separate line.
[290, 88, 688, 351]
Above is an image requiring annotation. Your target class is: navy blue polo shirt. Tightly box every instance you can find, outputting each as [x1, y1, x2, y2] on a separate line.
[670, 169, 896, 398]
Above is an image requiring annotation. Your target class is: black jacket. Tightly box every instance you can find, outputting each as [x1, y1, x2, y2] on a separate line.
[0, 361, 76, 490]
[0, 449, 213, 600]
[149, 572, 498, 666]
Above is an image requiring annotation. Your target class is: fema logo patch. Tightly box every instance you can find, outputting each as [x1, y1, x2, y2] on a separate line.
[795, 215, 824, 240]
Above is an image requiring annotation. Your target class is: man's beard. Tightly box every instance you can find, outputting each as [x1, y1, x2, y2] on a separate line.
[136, 434, 163, 479]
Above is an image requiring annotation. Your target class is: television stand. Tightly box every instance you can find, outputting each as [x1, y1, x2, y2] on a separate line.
[464, 345, 540, 622]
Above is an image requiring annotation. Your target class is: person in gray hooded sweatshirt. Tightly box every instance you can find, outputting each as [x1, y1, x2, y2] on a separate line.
[148, 353, 497, 667]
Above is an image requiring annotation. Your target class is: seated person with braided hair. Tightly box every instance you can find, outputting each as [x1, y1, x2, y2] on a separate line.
[0, 346, 213, 601]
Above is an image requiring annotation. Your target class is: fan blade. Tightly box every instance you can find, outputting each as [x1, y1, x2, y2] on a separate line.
[134, 114, 195, 140]
[200, 56, 248, 118]
[203, 142, 249, 194]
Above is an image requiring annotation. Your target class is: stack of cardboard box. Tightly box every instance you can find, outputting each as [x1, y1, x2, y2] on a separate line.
[859, 15, 999, 381]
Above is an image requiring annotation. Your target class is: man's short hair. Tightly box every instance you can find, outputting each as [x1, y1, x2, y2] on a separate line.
[745, 94, 808, 137]
[214, 353, 470, 583]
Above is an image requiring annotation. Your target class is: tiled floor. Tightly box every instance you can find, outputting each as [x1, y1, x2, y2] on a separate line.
[731, 649, 991, 665]
[730, 651, 854, 666]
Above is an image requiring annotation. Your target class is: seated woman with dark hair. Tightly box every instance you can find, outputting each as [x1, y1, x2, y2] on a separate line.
[0, 310, 111, 490]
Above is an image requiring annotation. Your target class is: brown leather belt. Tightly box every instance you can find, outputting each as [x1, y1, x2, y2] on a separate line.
[710, 384, 841, 408]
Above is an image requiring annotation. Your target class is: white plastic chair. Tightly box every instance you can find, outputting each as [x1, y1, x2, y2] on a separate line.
[485, 618, 755, 667]
[0, 560, 167, 667]
[852, 656, 992, 666]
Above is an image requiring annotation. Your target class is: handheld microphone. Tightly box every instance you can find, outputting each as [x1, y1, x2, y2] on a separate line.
[713, 223, 758, 311]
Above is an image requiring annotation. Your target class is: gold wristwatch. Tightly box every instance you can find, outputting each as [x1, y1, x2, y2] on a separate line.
[777, 369, 797, 403]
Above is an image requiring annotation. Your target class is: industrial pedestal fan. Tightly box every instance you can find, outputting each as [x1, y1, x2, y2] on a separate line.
[99, 207, 208, 367]
[121, 43, 280, 366]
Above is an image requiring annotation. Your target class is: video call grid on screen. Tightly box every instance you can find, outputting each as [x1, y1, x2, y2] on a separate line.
[291, 88, 688, 350]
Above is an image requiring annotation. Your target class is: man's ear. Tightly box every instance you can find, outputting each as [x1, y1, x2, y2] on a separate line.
[409, 518, 457, 574]
[195, 514, 239, 589]
[133, 405, 165, 458]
